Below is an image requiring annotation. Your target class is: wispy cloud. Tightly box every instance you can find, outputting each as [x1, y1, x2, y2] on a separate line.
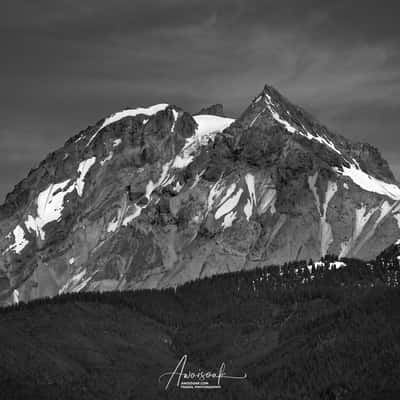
[1, 0, 400, 201]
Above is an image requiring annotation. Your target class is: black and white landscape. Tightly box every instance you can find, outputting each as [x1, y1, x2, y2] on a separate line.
[0, 1, 399, 399]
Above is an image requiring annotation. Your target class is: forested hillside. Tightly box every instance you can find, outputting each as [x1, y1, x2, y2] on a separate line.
[1, 256, 400, 399]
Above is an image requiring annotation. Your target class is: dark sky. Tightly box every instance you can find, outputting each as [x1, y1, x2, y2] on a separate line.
[1, 0, 399, 202]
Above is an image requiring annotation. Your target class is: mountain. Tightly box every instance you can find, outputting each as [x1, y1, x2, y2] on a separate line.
[1, 84, 400, 305]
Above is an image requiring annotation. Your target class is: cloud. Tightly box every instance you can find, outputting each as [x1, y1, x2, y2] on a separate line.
[0, 0, 399, 201]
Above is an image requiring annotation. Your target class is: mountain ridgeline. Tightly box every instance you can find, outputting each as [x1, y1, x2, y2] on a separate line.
[0, 84, 400, 305]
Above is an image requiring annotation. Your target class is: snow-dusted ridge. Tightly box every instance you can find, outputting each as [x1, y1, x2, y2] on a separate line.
[262, 94, 342, 155]
[87, 104, 169, 146]
[255, 92, 400, 202]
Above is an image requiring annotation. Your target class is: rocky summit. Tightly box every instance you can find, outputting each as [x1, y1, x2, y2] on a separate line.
[1, 84, 400, 305]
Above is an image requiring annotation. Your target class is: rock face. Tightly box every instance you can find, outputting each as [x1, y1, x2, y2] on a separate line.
[1, 84, 400, 305]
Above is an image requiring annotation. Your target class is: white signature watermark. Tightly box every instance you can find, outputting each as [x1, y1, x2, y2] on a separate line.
[159, 354, 247, 390]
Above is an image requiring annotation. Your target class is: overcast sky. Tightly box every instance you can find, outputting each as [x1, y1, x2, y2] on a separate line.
[1, 0, 399, 202]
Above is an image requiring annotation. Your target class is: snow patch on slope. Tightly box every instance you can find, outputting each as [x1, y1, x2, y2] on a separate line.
[249, 108, 266, 127]
[172, 115, 234, 169]
[145, 162, 174, 200]
[26, 179, 74, 240]
[335, 161, 400, 200]
[171, 109, 179, 132]
[308, 173, 321, 214]
[100, 152, 113, 165]
[4, 225, 29, 254]
[59, 268, 90, 294]
[339, 204, 378, 258]
[207, 179, 225, 213]
[257, 178, 276, 215]
[215, 188, 243, 220]
[208, 173, 259, 227]
[320, 181, 338, 256]
[107, 196, 129, 232]
[217, 183, 237, 207]
[5, 157, 97, 250]
[308, 173, 337, 256]
[12, 289, 19, 304]
[243, 173, 257, 220]
[28, 157, 96, 239]
[258, 188, 276, 215]
[76, 157, 96, 196]
[354, 205, 377, 240]
[323, 182, 337, 219]
[222, 211, 237, 229]
[107, 211, 122, 233]
[353, 201, 395, 255]
[194, 115, 235, 136]
[122, 204, 143, 226]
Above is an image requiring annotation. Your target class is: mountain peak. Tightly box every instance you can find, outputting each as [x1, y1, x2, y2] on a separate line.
[228, 83, 397, 187]
[262, 83, 283, 97]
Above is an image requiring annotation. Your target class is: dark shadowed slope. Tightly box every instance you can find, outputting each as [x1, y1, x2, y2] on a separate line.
[1, 258, 400, 400]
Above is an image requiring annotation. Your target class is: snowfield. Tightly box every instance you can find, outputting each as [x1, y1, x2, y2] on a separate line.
[172, 115, 235, 169]
[334, 161, 400, 200]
